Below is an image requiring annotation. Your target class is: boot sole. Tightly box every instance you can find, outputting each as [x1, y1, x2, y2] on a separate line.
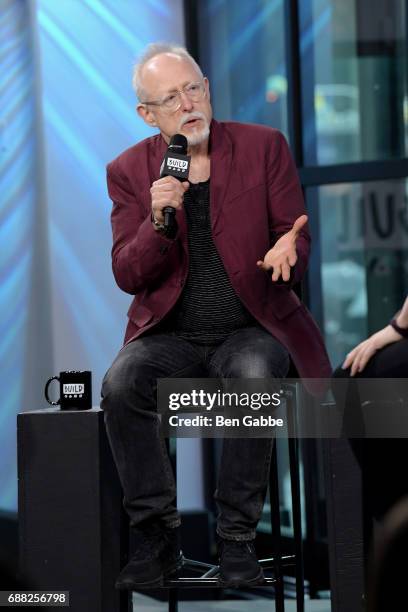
[116, 553, 184, 590]
[219, 567, 266, 589]
[163, 554, 184, 580]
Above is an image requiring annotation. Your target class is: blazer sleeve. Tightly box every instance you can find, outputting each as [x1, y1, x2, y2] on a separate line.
[266, 130, 310, 287]
[107, 162, 179, 295]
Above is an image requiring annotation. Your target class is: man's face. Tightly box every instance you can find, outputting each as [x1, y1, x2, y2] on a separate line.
[137, 53, 212, 147]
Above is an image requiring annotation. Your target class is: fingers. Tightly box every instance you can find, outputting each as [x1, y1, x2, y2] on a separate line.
[257, 259, 283, 281]
[342, 343, 363, 375]
[152, 176, 176, 188]
[342, 340, 377, 376]
[151, 177, 189, 193]
[151, 176, 189, 222]
[256, 260, 268, 271]
[350, 346, 376, 377]
[257, 257, 292, 282]
[343, 324, 403, 376]
[291, 214, 308, 236]
[349, 351, 362, 377]
[341, 350, 355, 371]
[271, 264, 282, 282]
[281, 261, 291, 282]
[256, 260, 282, 281]
[287, 250, 298, 267]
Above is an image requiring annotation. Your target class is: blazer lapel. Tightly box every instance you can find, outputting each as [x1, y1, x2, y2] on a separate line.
[209, 119, 233, 233]
[147, 121, 232, 247]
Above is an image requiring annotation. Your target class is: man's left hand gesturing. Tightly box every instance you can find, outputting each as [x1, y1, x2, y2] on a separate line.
[257, 215, 308, 282]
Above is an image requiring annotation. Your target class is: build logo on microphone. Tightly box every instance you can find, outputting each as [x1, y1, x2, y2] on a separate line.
[167, 157, 188, 170]
[162, 151, 191, 179]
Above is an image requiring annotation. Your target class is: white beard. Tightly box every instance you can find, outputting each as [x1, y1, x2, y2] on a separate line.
[178, 111, 210, 146]
[185, 123, 210, 146]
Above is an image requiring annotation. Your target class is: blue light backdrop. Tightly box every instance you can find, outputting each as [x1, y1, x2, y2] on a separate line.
[0, 0, 41, 513]
[197, 0, 288, 134]
[0, 0, 185, 512]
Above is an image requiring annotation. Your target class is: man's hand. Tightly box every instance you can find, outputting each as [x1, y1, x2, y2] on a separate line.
[256, 215, 308, 282]
[151, 176, 189, 224]
[342, 326, 402, 376]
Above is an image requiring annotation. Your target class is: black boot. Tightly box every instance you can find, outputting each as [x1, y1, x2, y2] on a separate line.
[116, 524, 183, 590]
[218, 537, 265, 588]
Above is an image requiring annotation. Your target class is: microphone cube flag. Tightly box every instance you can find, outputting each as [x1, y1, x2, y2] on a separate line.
[161, 151, 191, 181]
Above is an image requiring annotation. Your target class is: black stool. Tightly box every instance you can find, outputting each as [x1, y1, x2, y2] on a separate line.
[161, 384, 304, 612]
[18, 407, 129, 612]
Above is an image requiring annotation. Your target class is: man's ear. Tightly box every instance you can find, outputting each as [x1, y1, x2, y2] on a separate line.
[203, 77, 210, 102]
[137, 104, 157, 127]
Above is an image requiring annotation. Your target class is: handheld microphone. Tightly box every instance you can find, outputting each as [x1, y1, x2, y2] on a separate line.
[160, 134, 191, 233]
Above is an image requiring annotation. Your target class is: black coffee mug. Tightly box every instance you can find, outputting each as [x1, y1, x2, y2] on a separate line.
[44, 370, 92, 410]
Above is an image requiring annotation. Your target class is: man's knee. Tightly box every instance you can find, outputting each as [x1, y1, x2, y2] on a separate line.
[222, 348, 289, 378]
[101, 349, 156, 409]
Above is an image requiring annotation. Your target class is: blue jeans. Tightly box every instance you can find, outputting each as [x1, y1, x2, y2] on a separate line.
[101, 326, 289, 541]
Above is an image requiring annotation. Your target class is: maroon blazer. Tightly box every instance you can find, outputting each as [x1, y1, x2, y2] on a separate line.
[107, 119, 332, 392]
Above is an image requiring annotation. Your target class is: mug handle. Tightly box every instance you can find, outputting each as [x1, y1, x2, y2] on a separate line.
[44, 376, 60, 406]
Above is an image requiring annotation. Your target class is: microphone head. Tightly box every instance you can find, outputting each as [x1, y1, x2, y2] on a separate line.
[169, 134, 188, 155]
[160, 133, 190, 181]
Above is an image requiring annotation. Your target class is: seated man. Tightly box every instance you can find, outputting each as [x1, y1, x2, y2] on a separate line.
[101, 42, 331, 590]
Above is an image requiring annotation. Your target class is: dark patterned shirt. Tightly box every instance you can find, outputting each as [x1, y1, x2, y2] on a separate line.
[166, 179, 256, 344]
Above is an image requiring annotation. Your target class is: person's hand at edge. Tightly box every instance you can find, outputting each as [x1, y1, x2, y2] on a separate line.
[342, 297, 408, 376]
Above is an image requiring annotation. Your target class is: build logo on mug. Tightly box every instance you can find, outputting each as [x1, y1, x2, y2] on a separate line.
[44, 371, 92, 410]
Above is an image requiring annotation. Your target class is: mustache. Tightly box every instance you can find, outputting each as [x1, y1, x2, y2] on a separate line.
[178, 111, 207, 129]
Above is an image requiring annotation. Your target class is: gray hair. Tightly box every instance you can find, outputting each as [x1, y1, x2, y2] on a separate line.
[132, 42, 203, 102]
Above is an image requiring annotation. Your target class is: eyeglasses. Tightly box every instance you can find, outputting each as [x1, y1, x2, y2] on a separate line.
[141, 81, 206, 113]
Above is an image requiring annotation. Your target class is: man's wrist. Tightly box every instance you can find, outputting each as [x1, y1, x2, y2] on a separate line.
[151, 212, 177, 239]
[151, 212, 166, 233]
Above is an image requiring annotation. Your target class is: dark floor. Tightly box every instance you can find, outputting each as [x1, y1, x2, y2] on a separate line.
[132, 594, 331, 611]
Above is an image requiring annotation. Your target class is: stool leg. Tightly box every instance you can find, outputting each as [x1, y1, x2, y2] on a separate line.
[287, 394, 304, 612]
[120, 497, 132, 612]
[166, 439, 179, 612]
[270, 440, 285, 612]
[126, 592, 132, 612]
[168, 588, 178, 612]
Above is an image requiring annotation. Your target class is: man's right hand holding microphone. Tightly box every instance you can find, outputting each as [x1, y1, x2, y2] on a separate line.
[150, 175, 189, 231]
